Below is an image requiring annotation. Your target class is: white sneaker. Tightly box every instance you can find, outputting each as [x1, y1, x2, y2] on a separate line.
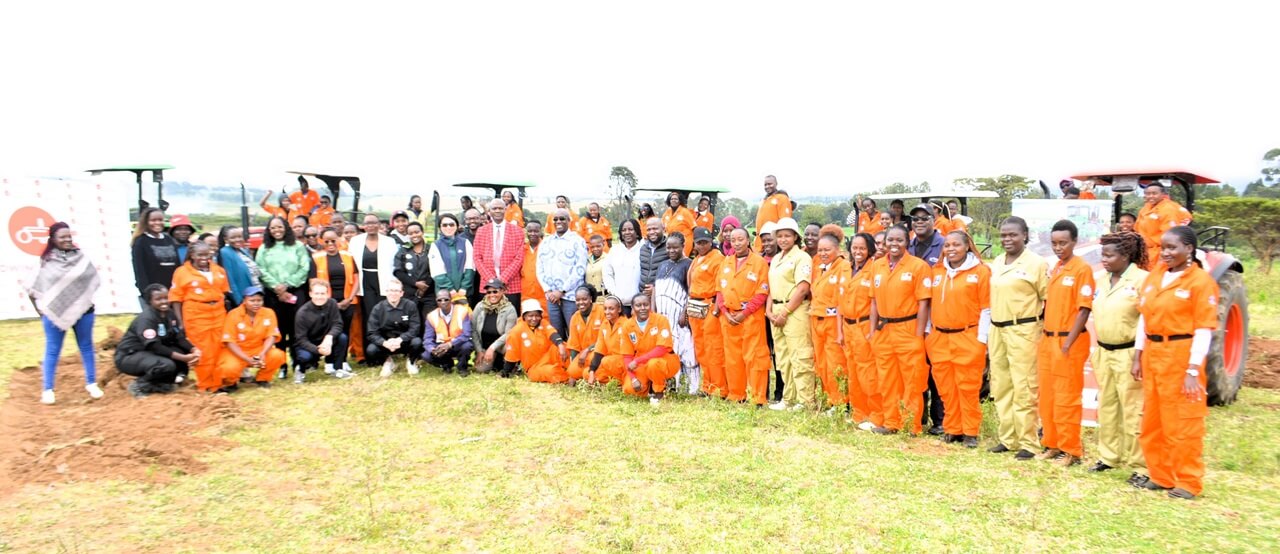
[380, 360, 395, 378]
[323, 363, 335, 375]
[406, 360, 420, 375]
[789, 404, 808, 412]
[41, 389, 55, 405]
[342, 362, 353, 374]
[293, 370, 306, 384]
[649, 396, 661, 406]
[85, 383, 104, 399]
[823, 406, 839, 417]
[333, 368, 354, 379]
[175, 374, 185, 384]
[857, 421, 876, 431]
[768, 401, 789, 411]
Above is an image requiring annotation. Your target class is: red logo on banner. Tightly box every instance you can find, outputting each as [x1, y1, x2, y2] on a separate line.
[9, 206, 55, 256]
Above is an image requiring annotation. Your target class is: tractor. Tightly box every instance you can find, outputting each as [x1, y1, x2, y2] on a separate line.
[1045, 171, 1249, 406]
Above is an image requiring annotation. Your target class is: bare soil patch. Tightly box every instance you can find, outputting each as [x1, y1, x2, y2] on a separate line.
[0, 327, 244, 496]
[1247, 337, 1280, 390]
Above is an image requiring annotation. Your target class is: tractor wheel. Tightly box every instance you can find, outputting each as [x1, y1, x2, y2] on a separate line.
[1205, 270, 1248, 406]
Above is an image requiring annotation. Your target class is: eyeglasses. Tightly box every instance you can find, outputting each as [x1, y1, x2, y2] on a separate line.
[911, 216, 932, 222]
[323, 239, 338, 244]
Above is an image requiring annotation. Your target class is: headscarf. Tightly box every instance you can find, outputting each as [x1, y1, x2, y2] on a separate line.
[719, 215, 741, 256]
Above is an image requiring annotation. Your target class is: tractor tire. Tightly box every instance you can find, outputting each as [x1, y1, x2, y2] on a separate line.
[1205, 270, 1248, 406]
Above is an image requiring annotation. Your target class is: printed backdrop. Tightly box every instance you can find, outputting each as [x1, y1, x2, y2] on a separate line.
[2, 177, 138, 319]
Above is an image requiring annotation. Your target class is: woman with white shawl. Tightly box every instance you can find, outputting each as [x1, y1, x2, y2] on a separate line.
[653, 232, 699, 394]
[27, 222, 103, 404]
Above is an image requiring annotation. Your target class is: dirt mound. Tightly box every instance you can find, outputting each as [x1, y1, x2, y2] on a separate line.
[1246, 337, 1280, 390]
[0, 327, 245, 496]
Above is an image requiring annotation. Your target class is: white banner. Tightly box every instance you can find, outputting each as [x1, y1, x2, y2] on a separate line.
[2, 177, 139, 319]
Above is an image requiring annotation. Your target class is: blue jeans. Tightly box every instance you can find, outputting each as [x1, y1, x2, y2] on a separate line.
[42, 312, 96, 390]
[292, 333, 349, 371]
[545, 294, 574, 342]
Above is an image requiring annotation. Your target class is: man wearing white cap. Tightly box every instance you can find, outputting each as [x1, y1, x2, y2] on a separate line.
[502, 299, 570, 383]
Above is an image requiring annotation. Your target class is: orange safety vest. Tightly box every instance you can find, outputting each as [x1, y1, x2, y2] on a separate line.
[312, 250, 359, 303]
[427, 306, 472, 342]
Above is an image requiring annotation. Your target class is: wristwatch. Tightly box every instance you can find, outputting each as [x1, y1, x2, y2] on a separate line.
[1185, 369, 1200, 377]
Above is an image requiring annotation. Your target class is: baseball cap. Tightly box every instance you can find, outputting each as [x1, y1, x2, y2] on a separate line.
[693, 227, 714, 243]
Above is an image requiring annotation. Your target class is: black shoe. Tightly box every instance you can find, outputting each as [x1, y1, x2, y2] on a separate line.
[442, 366, 454, 374]
[1014, 449, 1036, 460]
[214, 384, 239, 394]
[1168, 488, 1196, 500]
[127, 381, 150, 398]
[1087, 461, 1115, 473]
[871, 427, 898, 435]
[926, 425, 945, 436]
[941, 434, 962, 444]
[988, 443, 1011, 454]
[255, 381, 272, 388]
[962, 436, 979, 449]
[458, 367, 470, 377]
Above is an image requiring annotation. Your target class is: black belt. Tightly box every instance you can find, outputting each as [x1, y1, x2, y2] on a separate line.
[200, 300, 221, 306]
[1146, 334, 1193, 343]
[844, 315, 870, 325]
[771, 300, 787, 305]
[1043, 330, 1068, 337]
[935, 324, 975, 334]
[992, 316, 1039, 328]
[879, 314, 917, 325]
[1097, 340, 1136, 351]
[690, 296, 711, 302]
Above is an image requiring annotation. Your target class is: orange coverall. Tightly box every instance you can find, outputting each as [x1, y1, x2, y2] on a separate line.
[689, 247, 727, 397]
[858, 211, 885, 236]
[505, 320, 568, 383]
[695, 210, 715, 232]
[839, 262, 881, 426]
[810, 256, 850, 407]
[169, 262, 230, 392]
[753, 192, 792, 250]
[869, 254, 932, 433]
[1137, 264, 1219, 496]
[521, 245, 548, 314]
[590, 317, 630, 385]
[566, 304, 606, 380]
[717, 251, 771, 404]
[504, 203, 526, 228]
[662, 206, 697, 256]
[1136, 198, 1190, 269]
[217, 304, 287, 385]
[618, 313, 680, 396]
[576, 216, 613, 250]
[926, 261, 991, 437]
[289, 189, 321, 215]
[1038, 256, 1095, 458]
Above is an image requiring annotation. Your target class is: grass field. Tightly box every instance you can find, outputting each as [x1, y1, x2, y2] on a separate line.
[1, 316, 1279, 552]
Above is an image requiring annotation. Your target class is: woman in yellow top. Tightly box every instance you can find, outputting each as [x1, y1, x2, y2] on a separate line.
[987, 216, 1048, 459]
[766, 218, 815, 411]
[1088, 231, 1148, 474]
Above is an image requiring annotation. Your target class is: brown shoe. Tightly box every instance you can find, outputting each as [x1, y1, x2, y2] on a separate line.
[1052, 453, 1081, 468]
[1034, 448, 1062, 461]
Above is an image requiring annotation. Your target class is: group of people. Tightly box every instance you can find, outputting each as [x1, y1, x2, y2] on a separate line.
[28, 174, 1212, 499]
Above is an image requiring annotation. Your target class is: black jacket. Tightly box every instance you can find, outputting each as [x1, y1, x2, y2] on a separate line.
[116, 307, 193, 360]
[638, 236, 668, 287]
[294, 299, 344, 354]
[367, 298, 422, 344]
[392, 243, 433, 300]
[131, 234, 180, 295]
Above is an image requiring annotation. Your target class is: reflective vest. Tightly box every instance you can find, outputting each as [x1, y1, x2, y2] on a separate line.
[428, 306, 472, 341]
[312, 250, 359, 303]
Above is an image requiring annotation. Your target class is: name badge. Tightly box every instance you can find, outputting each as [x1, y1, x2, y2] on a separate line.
[700, 264, 709, 271]
[828, 275, 838, 284]
[825, 307, 838, 316]
[1174, 288, 1191, 299]
[932, 276, 942, 287]
[1063, 276, 1075, 286]
[874, 275, 882, 287]
[900, 272, 913, 281]
[966, 274, 979, 283]
[747, 272, 758, 282]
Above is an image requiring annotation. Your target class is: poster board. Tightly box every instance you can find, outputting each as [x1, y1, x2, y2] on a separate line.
[1012, 198, 1114, 266]
[2, 177, 139, 319]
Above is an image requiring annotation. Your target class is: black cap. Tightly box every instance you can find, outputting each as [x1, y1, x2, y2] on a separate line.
[484, 278, 506, 291]
[392, 210, 410, 220]
[909, 203, 935, 217]
[693, 227, 714, 243]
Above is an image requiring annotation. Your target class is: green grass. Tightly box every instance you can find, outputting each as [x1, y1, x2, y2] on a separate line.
[1243, 261, 1280, 338]
[1, 319, 1279, 552]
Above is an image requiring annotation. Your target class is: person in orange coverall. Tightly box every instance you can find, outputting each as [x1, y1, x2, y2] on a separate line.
[810, 233, 850, 409]
[1036, 219, 1095, 467]
[687, 227, 726, 397]
[1132, 226, 1219, 500]
[217, 286, 286, 389]
[584, 295, 629, 386]
[867, 226, 932, 434]
[716, 228, 772, 405]
[839, 232, 881, 430]
[521, 221, 548, 315]
[1135, 182, 1191, 269]
[168, 242, 230, 392]
[503, 299, 569, 383]
[617, 294, 680, 404]
[565, 286, 607, 382]
[926, 230, 991, 448]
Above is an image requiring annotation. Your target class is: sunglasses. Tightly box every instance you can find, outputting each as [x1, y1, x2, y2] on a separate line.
[911, 216, 932, 222]
[485, 289, 502, 294]
[553, 217, 568, 221]
[323, 239, 338, 244]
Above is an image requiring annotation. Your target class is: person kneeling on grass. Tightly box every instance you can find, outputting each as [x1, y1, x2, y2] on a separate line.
[293, 279, 350, 383]
[423, 290, 474, 376]
[216, 286, 286, 391]
[115, 284, 198, 398]
[365, 280, 424, 377]
[501, 299, 570, 382]
[617, 294, 680, 406]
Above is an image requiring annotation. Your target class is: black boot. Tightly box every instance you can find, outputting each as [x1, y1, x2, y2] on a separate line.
[457, 360, 470, 377]
[500, 360, 515, 378]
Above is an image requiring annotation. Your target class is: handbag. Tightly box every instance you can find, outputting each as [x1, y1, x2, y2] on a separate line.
[685, 298, 710, 319]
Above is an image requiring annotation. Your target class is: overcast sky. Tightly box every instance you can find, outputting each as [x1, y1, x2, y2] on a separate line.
[2, 1, 1276, 202]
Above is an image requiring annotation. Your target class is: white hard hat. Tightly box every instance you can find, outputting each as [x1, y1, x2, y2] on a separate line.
[759, 221, 778, 236]
[772, 217, 801, 236]
[520, 299, 543, 314]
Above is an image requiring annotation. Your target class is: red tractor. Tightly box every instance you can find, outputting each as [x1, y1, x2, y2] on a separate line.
[1066, 171, 1249, 405]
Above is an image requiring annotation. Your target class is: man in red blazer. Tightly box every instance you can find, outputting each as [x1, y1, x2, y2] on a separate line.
[473, 199, 526, 306]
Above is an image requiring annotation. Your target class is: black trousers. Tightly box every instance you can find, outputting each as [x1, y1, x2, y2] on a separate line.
[922, 363, 945, 429]
[365, 338, 424, 365]
[266, 285, 307, 352]
[427, 343, 475, 371]
[767, 319, 783, 402]
[115, 351, 181, 390]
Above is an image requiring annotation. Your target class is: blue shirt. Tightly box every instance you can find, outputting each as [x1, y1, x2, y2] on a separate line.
[909, 231, 944, 267]
[536, 230, 589, 293]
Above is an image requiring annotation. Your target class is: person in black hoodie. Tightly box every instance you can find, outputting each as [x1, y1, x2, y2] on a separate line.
[393, 221, 433, 314]
[130, 208, 180, 306]
[293, 279, 349, 383]
[366, 280, 424, 377]
[115, 284, 198, 397]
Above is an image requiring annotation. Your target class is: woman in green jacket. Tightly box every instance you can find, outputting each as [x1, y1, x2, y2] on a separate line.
[255, 216, 312, 374]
